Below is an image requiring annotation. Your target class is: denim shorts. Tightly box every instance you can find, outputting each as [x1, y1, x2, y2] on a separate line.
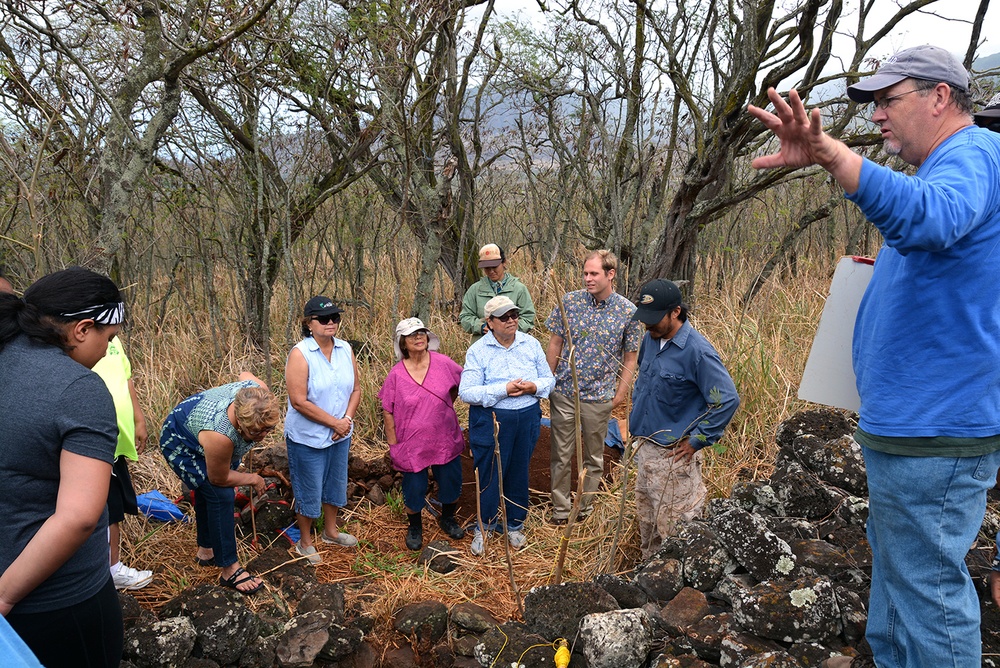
[286, 436, 350, 518]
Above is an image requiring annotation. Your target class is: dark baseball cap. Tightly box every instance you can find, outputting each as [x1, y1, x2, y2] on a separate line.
[847, 45, 969, 103]
[304, 296, 342, 317]
[632, 279, 683, 325]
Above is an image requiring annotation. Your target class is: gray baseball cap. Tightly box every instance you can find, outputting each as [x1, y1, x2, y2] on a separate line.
[847, 45, 970, 103]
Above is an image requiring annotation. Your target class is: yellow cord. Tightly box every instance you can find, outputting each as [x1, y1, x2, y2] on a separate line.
[553, 638, 571, 668]
[488, 626, 509, 668]
[491, 629, 571, 668]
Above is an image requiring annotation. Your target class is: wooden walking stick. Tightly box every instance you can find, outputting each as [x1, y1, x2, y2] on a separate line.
[474, 468, 485, 551]
[551, 282, 585, 585]
[492, 412, 524, 617]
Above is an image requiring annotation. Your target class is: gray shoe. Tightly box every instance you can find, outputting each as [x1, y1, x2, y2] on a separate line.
[321, 531, 358, 547]
[294, 541, 322, 565]
[470, 528, 485, 556]
[507, 529, 527, 550]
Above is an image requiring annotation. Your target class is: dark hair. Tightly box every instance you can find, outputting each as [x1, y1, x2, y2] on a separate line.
[497, 245, 507, 263]
[912, 78, 974, 115]
[677, 303, 689, 323]
[0, 267, 121, 354]
[398, 329, 427, 359]
[300, 316, 312, 338]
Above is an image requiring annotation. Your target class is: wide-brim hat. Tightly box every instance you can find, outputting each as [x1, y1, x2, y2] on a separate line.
[393, 317, 441, 361]
[304, 296, 343, 317]
[847, 45, 970, 103]
[483, 295, 519, 319]
[975, 93, 1000, 129]
[632, 279, 683, 325]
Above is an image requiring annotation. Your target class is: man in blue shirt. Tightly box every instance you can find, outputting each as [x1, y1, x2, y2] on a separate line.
[749, 45, 1000, 668]
[629, 279, 739, 558]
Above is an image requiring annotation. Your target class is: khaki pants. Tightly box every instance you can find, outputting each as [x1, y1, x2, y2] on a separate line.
[634, 438, 707, 559]
[548, 391, 613, 520]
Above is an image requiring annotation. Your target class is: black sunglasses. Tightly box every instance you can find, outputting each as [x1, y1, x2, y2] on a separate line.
[312, 314, 341, 325]
[491, 312, 519, 323]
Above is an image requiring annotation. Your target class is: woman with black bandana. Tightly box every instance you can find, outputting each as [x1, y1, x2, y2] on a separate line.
[0, 267, 126, 667]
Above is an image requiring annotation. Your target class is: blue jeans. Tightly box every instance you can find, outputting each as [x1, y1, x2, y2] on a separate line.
[863, 446, 1000, 668]
[194, 480, 238, 568]
[286, 436, 350, 517]
[468, 403, 541, 531]
[401, 456, 463, 512]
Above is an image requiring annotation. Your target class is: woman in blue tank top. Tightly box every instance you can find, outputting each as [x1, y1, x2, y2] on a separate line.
[284, 296, 361, 564]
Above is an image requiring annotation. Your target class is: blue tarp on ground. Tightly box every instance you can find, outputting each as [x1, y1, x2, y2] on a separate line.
[540, 417, 625, 451]
[136, 490, 189, 522]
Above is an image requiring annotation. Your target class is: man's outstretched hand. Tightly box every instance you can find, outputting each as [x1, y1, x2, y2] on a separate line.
[748, 87, 862, 193]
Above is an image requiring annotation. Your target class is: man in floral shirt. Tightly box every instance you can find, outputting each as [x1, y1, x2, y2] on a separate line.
[545, 250, 642, 524]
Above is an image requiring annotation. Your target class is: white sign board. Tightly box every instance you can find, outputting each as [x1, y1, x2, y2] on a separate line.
[798, 256, 874, 411]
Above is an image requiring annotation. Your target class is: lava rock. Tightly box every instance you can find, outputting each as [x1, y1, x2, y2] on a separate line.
[297, 582, 346, 620]
[393, 600, 449, 645]
[774, 409, 853, 450]
[731, 577, 841, 643]
[418, 540, 459, 574]
[450, 602, 498, 634]
[124, 616, 197, 668]
[711, 508, 797, 582]
[677, 522, 737, 592]
[523, 582, 619, 640]
[660, 587, 712, 635]
[275, 610, 337, 668]
[594, 573, 651, 609]
[718, 631, 784, 667]
[578, 608, 654, 668]
[474, 622, 553, 667]
[636, 558, 685, 602]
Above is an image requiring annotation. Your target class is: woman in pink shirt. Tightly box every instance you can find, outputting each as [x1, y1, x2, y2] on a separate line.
[378, 318, 467, 550]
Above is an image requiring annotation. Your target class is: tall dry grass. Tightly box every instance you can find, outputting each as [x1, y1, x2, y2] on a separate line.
[119, 246, 835, 645]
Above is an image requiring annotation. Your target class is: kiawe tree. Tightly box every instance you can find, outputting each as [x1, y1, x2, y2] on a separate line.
[0, 0, 278, 278]
[498, 0, 990, 297]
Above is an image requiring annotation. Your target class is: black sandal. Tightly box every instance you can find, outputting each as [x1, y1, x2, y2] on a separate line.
[194, 556, 216, 566]
[218, 567, 263, 595]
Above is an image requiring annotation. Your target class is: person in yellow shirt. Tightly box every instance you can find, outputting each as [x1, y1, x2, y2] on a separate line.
[92, 337, 153, 590]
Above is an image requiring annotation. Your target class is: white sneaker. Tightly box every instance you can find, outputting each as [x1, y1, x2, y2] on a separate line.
[321, 531, 358, 547]
[507, 529, 527, 550]
[470, 528, 485, 556]
[294, 542, 322, 565]
[113, 565, 153, 590]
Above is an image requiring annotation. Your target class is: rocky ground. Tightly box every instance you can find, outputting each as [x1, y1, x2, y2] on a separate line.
[119, 408, 1000, 667]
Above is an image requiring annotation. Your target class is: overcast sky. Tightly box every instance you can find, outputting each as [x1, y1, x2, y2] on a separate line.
[489, 0, 1000, 63]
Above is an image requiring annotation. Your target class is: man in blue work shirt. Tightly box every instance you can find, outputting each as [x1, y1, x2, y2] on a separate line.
[629, 279, 739, 558]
